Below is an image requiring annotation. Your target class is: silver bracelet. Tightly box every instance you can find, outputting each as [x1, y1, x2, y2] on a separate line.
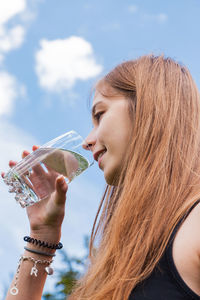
[24, 246, 56, 257]
[10, 255, 54, 296]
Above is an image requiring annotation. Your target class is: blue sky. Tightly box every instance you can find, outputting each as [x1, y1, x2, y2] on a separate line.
[0, 0, 200, 297]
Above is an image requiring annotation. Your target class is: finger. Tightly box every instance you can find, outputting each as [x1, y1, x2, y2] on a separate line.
[1, 172, 5, 178]
[31, 146, 46, 175]
[9, 160, 17, 167]
[32, 145, 40, 151]
[54, 175, 68, 205]
[32, 163, 47, 175]
[22, 150, 30, 159]
[22, 147, 43, 175]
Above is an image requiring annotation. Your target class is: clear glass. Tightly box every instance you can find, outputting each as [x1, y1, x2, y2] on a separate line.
[3, 130, 93, 208]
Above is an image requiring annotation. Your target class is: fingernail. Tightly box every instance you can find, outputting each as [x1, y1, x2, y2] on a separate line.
[58, 175, 65, 183]
[32, 145, 39, 150]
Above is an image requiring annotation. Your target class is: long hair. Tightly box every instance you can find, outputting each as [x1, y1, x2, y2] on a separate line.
[69, 55, 200, 299]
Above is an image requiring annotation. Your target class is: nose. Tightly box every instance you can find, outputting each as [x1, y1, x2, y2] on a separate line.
[82, 129, 96, 151]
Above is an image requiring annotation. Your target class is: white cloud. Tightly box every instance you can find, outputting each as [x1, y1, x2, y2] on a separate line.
[0, 0, 26, 61]
[0, 0, 26, 25]
[0, 71, 26, 116]
[0, 1, 41, 116]
[0, 119, 37, 168]
[0, 0, 41, 64]
[35, 36, 103, 92]
[0, 25, 25, 53]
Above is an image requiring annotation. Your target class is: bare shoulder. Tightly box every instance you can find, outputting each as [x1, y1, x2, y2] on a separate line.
[172, 201, 200, 295]
[173, 201, 200, 256]
[193, 202, 200, 255]
[183, 201, 200, 255]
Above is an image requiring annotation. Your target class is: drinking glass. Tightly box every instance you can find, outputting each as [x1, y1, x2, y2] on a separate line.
[3, 130, 93, 208]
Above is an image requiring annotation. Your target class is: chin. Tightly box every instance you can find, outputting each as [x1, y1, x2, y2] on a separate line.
[104, 170, 120, 186]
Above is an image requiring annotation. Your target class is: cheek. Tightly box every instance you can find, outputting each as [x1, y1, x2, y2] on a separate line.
[113, 124, 132, 159]
[94, 125, 108, 146]
[110, 121, 131, 149]
[97, 117, 111, 139]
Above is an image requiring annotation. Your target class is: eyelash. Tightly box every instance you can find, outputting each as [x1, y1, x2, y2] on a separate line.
[94, 111, 104, 123]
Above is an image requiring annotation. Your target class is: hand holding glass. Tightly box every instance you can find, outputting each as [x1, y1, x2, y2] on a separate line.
[3, 131, 93, 208]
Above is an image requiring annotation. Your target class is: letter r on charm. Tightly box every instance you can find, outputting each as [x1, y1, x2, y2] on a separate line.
[31, 266, 38, 277]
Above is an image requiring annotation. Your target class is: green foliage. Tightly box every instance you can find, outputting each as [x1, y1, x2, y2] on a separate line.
[42, 236, 89, 300]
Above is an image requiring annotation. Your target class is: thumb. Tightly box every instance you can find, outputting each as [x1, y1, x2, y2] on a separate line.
[54, 175, 68, 205]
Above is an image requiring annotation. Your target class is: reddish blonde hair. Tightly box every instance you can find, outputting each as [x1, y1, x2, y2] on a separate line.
[69, 55, 200, 299]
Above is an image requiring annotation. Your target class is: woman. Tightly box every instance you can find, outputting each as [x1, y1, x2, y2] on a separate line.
[4, 55, 200, 299]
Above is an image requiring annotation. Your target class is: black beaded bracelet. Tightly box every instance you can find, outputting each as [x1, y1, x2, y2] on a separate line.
[24, 236, 63, 250]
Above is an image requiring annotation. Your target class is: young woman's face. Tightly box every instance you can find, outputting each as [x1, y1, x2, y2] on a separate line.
[85, 90, 132, 185]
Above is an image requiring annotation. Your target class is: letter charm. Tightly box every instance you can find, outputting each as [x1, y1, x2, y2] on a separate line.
[30, 264, 38, 277]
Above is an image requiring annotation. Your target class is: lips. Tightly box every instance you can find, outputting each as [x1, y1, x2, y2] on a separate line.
[98, 151, 106, 168]
[93, 149, 107, 162]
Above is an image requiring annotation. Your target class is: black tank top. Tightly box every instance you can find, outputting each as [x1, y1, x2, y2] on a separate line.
[129, 201, 200, 299]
